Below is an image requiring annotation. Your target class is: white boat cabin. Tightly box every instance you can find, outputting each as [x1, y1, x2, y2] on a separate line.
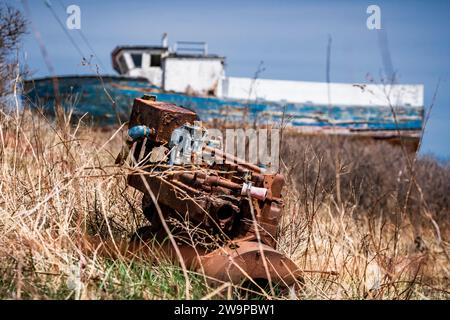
[111, 35, 423, 109]
[111, 36, 225, 96]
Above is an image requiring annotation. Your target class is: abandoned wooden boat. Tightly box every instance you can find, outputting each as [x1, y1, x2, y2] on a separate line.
[23, 35, 424, 149]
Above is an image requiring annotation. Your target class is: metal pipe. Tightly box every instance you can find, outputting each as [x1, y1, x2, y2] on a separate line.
[204, 146, 263, 174]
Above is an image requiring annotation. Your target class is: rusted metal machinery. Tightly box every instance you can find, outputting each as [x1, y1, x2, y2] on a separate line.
[121, 94, 302, 288]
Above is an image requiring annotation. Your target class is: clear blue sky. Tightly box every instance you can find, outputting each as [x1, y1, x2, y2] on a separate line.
[9, 0, 450, 159]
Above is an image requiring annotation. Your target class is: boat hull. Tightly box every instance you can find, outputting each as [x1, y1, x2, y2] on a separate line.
[23, 75, 423, 147]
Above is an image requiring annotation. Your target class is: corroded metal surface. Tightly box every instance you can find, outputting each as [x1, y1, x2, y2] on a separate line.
[128, 96, 198, 144]
[199, 241, 302, 286]
[122, 95, 303, 287]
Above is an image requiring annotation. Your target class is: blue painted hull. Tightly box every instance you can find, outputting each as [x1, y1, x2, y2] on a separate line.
[23, 75, 423, 132]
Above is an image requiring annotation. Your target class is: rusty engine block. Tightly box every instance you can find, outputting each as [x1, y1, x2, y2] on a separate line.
[122, 95, 302, 287]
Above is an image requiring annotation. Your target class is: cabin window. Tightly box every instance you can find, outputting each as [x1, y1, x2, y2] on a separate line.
[131, 53, 142, 68]
[150, 54, 161, 67]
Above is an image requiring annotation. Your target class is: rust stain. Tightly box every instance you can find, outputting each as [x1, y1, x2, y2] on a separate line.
[117, 95, 303, 287]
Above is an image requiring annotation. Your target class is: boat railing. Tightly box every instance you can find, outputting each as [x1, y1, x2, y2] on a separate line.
[173, 41, 208, 56]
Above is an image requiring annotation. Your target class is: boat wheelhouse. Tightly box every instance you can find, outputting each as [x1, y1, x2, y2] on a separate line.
[111, 36, 225, 96]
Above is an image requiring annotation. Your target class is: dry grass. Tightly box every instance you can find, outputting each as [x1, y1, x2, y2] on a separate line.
[0, 106, 448, 300]
[278, 133, 449, 299]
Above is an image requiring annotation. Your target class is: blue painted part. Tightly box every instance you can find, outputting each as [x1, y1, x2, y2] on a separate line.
[128, 125, 151, 140]
[23, 75, 424, 131]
